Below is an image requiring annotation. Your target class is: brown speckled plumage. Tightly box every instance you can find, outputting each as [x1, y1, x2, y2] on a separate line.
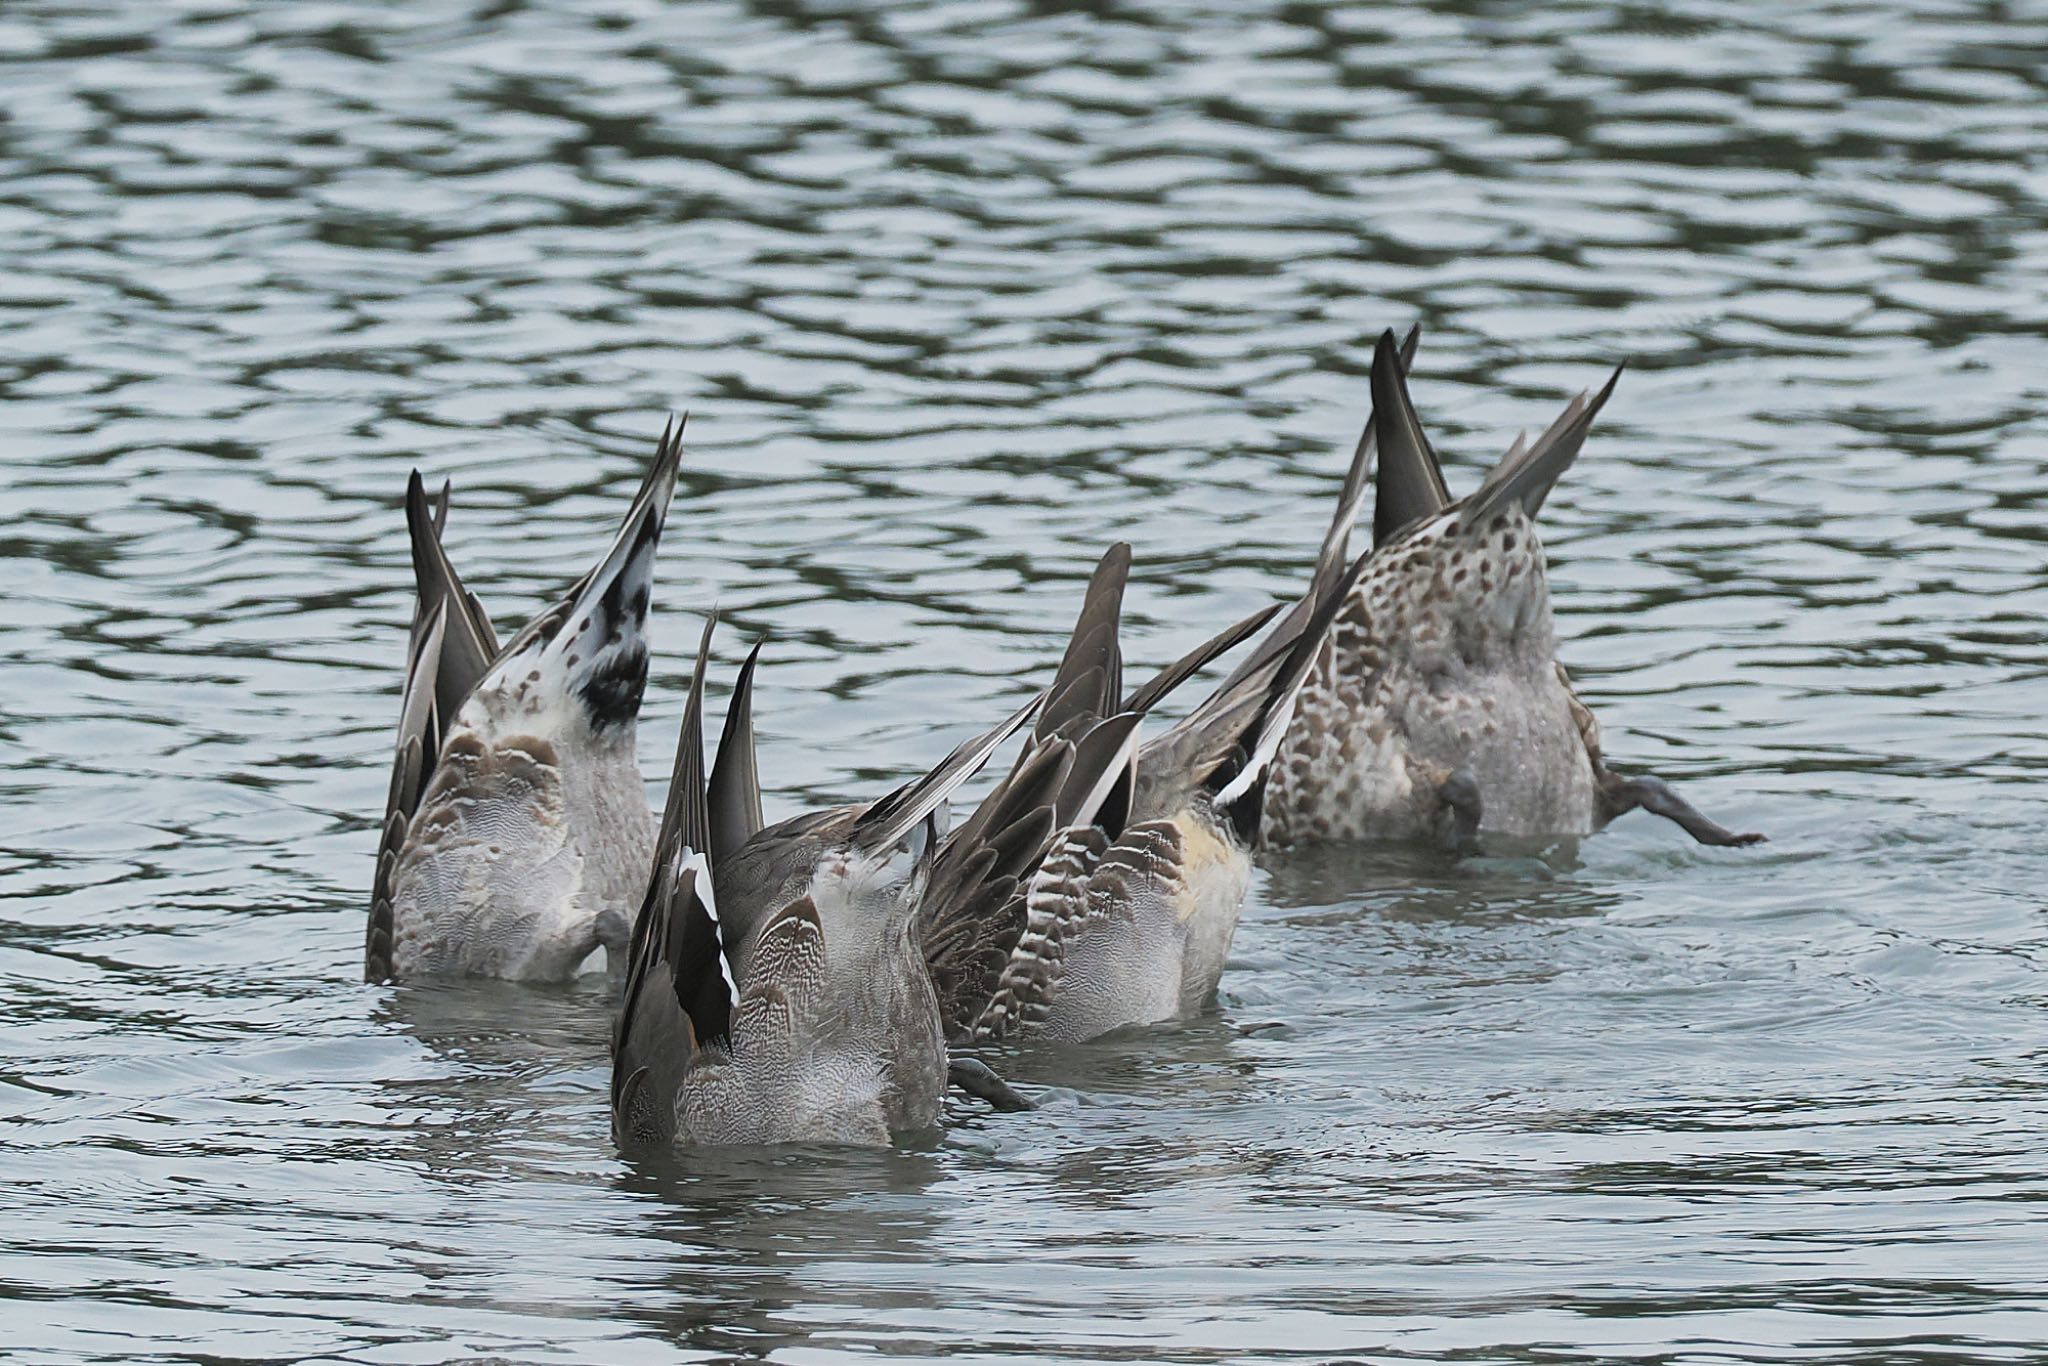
[1265, 503, 1597, 844]
[1263, 329, 1763, 850]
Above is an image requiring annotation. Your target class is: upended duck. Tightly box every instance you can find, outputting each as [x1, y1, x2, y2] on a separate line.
[962, 538, 1371, 1045]
[611, 547, 1267, 1145]
[368, 421, 684, 982]
[611, 612, 1026, 1146]
[1262, 329, 1764, 849]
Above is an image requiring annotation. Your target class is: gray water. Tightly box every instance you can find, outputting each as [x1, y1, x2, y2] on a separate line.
[4, 0, 2046, 1361]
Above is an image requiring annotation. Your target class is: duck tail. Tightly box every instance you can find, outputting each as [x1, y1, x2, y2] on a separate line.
[613, 614, 740, 1149]
[1457, 365, 1622, 533]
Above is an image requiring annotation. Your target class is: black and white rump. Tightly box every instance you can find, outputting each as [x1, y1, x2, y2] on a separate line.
[613, 618, 861, 1148]
[368, 418, 687, 984]
[614, 617, 1043, 1149]
[933, 540, 1322, 1045]
[1261, 327, 1764, 849]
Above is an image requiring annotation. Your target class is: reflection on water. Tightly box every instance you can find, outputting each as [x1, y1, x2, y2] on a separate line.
[5, 0, 2048, 1359]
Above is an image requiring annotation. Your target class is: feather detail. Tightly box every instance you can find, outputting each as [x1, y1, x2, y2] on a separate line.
[612, 614, 743, 1147]
[708, 640, 765, 866]
[1367, 325, 1449, 549]
[974, 826, 1110, 1039]
[1458, 365, 1622, 531]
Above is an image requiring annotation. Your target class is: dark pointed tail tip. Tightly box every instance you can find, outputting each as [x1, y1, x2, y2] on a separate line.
[683, 612, 716, 726]
[1579, 362, 1625, 427]
[1094, 541, 1134, 589]
[403, 470, 435, 534]
[1085, 539, 1131, 574]
[656, 410, 690, 457]
[717, 626, 764, 689]
[1371, 326, 1422, 390]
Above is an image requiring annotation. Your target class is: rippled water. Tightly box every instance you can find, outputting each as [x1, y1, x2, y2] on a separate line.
[6, 0, 2048, 1360]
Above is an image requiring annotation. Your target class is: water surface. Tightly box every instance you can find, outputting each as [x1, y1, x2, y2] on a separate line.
[4, 0, 2047, 1361]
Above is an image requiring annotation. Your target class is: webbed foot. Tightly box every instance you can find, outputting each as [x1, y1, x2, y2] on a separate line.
[1602, 772, 1765, 847]
[948, 1056, 1035, 1113]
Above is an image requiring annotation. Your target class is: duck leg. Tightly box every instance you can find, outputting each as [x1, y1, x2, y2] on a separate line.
[1599, 770, 1765, 847]
[948, 1056, 1035, 1112]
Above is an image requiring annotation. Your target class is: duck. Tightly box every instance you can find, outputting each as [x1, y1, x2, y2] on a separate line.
[612, 546, 1258, 1145]
[1261, 328, 1764, 849]
[367, 419, 685, 983]
[965, 541, 1371, 1044]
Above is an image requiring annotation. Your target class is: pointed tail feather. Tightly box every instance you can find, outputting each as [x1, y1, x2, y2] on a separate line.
[1369, 326, 1452, 549]
[918, 544, 1150, 1039]
[368, 601, 450, 982]
[1319, 322, 1423, 574]
[853, 689, 1044, 860]
[1121, 603, 1280, 718]
[614, 608, 740, 1147]
[655, 614, 718, 862]
[551, 415, 686, 728]
[1213, 327, 1438, 711]
[484, 416, 687, 731]
[708, 639, 765, 867]
[374, 474, 496, 984]
[404, 472, 498, 728]
[1458, 365, 1621, 532]
[633, 609, 717, 989]
[393, 601, 448, 791]
[609, 413, 690, 571]
[1036, 543, 1129, 743]
[929, 551, 1124, 864]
